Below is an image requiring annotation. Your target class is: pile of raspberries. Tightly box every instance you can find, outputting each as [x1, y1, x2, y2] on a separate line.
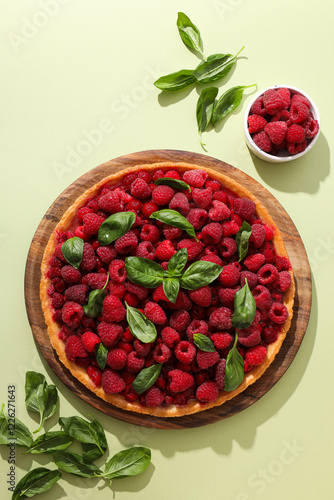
[247, 87, 319, 156]
[46, 167, 292, 409]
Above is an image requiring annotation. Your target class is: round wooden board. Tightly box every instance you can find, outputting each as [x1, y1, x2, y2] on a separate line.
[25, 149, 311, 429]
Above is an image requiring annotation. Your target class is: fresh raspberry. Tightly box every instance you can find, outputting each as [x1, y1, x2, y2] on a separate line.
[51, 292, 65, 310]
[286, 124, 305, 143]
[277, 87, 291, 109]
[97, 321, 123, 347]
[123, 291, 139, 309]
[253, 130, 272, 152]
[219, 237, 237, 258]
[130, 178, 151, 200]
[98, 191, 123, 213]
[107, 260, 126, 283]
[96, 246, 117, 265]
[61, 265, 82, 285]
[144, 387, 164, 407]
[62, 301, 84, 328]
[164, 169, 180, 179]
[277, 271, 292, 292]
[250, 95, 267, 116]
[182, 169, 208, 188]
[215, 359, 226, 389]
[137, 170, 151, 183]
[144, 302, 167, 325]
[248, 223, 266, 248]
[287, 140, 307, 155]
[126, 198, 142, 213]
[188, 286, 212, 307]
[201, 254, 224, 266]
[248, 114, 267, 134]
[81, 331, 101, 352]
[244, 253, 266, 272]
[114, 231, 138, 255]
[108, 282, 126, 300]
[196, 381, 219, 403]
[152, 185, 175, 206]
[211, 332, 233, 350]
[77, 206, 93, 223]
[262, 325, 279, 344]
[213, 190, 228, 203]
[169, 369, 194, 393]
[126, 351, 145, 373]
[86, 273, 108, 290]
[238, 325, 262, 347]
[304, 118, 319, 139]
[218, 264, 240, 287]
[82, 213, 105, 237]
[101, 369, 126, 394]
[140, 224, 160, 243]
[122, 172, 137, 190]
[175, 341, 196, 364]
[245, 345, 267, 366]
[79, 243, 96, 272]
[161, 327, 181, 348]
[136, 241, 155, 260]
[169, 310, 191, 332]
[222, 220, 241, 237]
[151, 169, 164, 181]
[162, 224, 183, 240]
[233, 198, 256, 221]
[153, 343, 172, 363]
[192, 188, 212, 210]
[253, 285, 272, 310]
[197, 350, 220, 369]
[209, 200, 230, 221]
[133, 339, 151, 357]
[184, 321, 207, 343]
[268, 302, 289, 324]
[202, 223, 223, 245]
[102, 295, 126, 322]
[263, 89, 284, 115]
[275, 255, 290, 271]
[152, 284, 169, 303]
[290, 101, 309, 124]
[257, 264, 279, 285]
[125, 282, 149, 300]
[142, 201, 158, 218]
[291, 93, 310, 108]
[86, 365, 102, 386]
[65, 335, 87, 361]
[177, 239, 203, 261]
[187, 208, 208, 230]
[264, 121, 287, 145]
[205, 180, 221, 192]
[155, 239, 176, 260]
[218, 287, 239, 308]
[270, 109, 291, 124]
[106, 348, 127, 370]
[209, 307, 233, 330]
[239, 271, 258, 289]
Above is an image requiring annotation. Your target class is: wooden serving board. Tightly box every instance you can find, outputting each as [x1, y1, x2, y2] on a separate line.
[24, 149, 312, 429]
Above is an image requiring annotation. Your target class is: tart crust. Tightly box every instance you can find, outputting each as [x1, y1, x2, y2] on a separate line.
[40, 162, 295, 417]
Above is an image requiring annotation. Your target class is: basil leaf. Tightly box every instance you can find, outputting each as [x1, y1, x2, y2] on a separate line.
[176, 12, 204, 58]
[196, 86, 219, 147]
[103, 446, 151, 482]
[59, 415, 107, 460]
[212, 84, 256, 126]
[44, 384, 58, 421]
[98, 211, 136, 246]
[53, 451, 102, 478]
[232, 279, 256, 329]
[236, 221, 252, 261]
[95, 343, 108, 370]
[81, 416, 108, 463]
[154, 69, 196, 92]
[150, 209, 198, 241]
[125, 256, 164, 288]
[180, 261, 222, 290]
[193, 334, 215, 352]
[25, 431, 73, 454]
[167, 248, 188, 277]
[193, 53, 234, 83]
[61, 237, 84, 269]
[83, 274, 109, 318]
[154, 177, 191, 192]
[25, 372, 58, 433]
[224, 334, 244, 391]
[12, 467, 61, 500]
[132, 364, 162, 395]
[0, 403, 33, 448]
[125, 303, 157, 343]
[163, 277, 180, 304]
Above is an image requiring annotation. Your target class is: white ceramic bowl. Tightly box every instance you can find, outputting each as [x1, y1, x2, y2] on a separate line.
[244, 85, 320, 163]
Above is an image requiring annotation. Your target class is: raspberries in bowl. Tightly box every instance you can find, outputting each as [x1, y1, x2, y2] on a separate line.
[244, 85, 320, 163]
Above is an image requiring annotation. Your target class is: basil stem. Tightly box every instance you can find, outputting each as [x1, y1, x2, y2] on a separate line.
[125, 303, 157, 343]
[103, 446, 151, 483]
[95, 343, 108, 370]
[193, 334, 215, 353]
[83, 274, 109, 318]
[193, 52, 237, 84]
[53, 451, 102, 478]
[98, 211, 136, 246]
[212, 84, 257, 126]
[150, 209, 198, 241]
[154, 177, 191, 192]
[25, 372, 58, 434]
[196, 86, 219, 147]
[176, 12, 205, 59]
[154, 69, 196, 92]
[61, 236, 84, 269]
[180, 261, 222, 290]
[236, 221, 252, 261]
[132, 364, 163, 395]
[224, 334, 245, 391]
[12, 467, 62, 500]
[0, 403, 33, 448]
[125, 256, 164, 288]
[25, 431, 73, 454]
[232, 278, 256, 329]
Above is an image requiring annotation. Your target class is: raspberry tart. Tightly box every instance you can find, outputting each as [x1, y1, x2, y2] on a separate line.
[40, 162, 295, 417]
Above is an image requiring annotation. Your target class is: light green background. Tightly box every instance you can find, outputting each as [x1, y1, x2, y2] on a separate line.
[1, 1, 333, 499]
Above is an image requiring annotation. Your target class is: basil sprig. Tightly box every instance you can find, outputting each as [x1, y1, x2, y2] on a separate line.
[25, 431, 73, 454]
[180, 260, 222, 290]
[53, 451, 102, 478]
[154, 69, 196, 92]
[125, 257, 164, 288]
[236, 221, 252, 261]
[150, 209, 198, 241]
[83, 274, 109, 318]
[177, 11, 205, 59]
[126, 303, 157, 343]
[232, 279, 256, 330]
[193, 334, 215, 352]
[224, 334, 244, 392]
[212, 84, 257, 125]
[95, 343, 108, 370]
[25, 372, 58, 433]
[12, 467, 62, 500]
[154, 177, 191, 192]
[196, 86, 219, 147]
[61, 236, 84, 269]
[0, 403, 33, 447]
[98, 211, 136, 246]
[132, 364, 163, 395]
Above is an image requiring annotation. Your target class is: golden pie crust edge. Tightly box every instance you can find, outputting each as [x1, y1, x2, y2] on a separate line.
[40, 162, 295, 418]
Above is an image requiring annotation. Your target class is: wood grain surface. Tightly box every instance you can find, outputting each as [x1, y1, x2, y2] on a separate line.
[24, 150, 312, 429]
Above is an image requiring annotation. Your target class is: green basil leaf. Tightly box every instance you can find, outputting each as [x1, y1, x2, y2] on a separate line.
[12, 467, 61, 500]
[132, 364, 163, 395]
[232, 279, 256, 329]
[176, 12, 204, 58]
[53, 451, 102, 478]
[83, 274, 109, 318]
[125, 303, 157, 343]
[212, 84, 256, 126]
[125, 256, 164, 288]
[154, 69, 196, 92]
[44, 384, 58, 421]
[25, 372, 58, 433]
[236, 221, 252, 261]
[0, 403, 33, 448]
[196, 86, 219, 147]
[193, 53, 233, 83]
[163, 277, 180, 304]
[167, 248, 188, 277]
[154, 177, 191, 192]
[150, 209, 198, 241]
[59, 415, 107, 460]
[180, 261, 222, 290]
[193, 334, 215, 352]
[25, 431, 73, 454]
[61, 237, 84, 269]
[81, 416, 108, 463]
[224, 334, 245, 391]
[98, 211, 136, 246]
[103, 446, 151, 482]
[95, 343, 108, 370]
